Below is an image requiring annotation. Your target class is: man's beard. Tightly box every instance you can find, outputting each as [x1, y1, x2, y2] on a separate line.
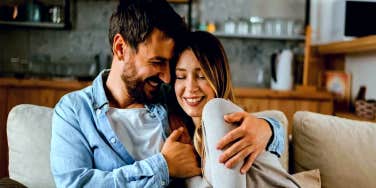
[121, 72, 161, 105]
[125, 78, 158, 104]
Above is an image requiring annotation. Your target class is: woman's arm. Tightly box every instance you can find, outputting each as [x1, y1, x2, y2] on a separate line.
[201, 98, 247, 188]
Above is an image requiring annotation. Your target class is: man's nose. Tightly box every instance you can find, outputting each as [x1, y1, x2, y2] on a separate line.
[159, 65, 170, 84]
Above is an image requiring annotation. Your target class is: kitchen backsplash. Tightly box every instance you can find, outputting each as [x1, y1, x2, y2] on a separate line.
[220, 38, 303, 87]
[0, 0, 305, 86]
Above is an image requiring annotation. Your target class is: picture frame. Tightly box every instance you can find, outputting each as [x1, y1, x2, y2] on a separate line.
[322, 71, 352, 111]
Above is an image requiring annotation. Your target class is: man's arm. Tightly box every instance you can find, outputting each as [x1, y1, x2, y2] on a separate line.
[216, 112, 284, 174]
[258, 116, 284, 156]
[51, 102, 170, 187]
[51, 98, 200, 188]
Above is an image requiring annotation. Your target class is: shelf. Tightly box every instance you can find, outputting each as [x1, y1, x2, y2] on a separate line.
[234, 88, 333, 100]
[167, 0, 190, 4]
[213, 32, 305, 41]
[335, 112, 376, 123]
[0, 21, 66, 29]
[314, 35, 376, 55]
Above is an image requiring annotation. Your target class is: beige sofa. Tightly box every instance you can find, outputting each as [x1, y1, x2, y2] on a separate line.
[293, 111, 376, 188]
[4, 104, 376, 187]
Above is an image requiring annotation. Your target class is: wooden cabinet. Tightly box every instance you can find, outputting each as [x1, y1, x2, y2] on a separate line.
[234, 88, 333, 135]
[0, 78, 90, 178]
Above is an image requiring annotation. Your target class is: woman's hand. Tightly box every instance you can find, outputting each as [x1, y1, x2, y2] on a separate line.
[216, 112, 272, 174]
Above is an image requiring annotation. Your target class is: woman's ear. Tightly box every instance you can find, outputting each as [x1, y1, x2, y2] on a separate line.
[112, 33, 128, 60]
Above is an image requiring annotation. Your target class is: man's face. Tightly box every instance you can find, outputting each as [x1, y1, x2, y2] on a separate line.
[121, 29, 174, 104]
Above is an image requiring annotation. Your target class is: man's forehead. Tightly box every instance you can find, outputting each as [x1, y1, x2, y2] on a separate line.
[138, 35, 175, 59]
[141, 28, 172, 44]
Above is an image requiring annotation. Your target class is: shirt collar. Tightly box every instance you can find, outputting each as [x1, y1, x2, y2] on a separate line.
[91, 69, 167, 112]
[92, 69, 110, 110]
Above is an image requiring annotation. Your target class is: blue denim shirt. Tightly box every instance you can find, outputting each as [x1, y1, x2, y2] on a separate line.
[50, 70, 284, 187]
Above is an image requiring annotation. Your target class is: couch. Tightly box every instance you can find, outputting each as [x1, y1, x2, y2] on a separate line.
[4, 104, 376, 187]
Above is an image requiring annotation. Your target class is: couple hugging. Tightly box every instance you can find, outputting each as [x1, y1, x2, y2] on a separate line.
[50, 0, 300, 187]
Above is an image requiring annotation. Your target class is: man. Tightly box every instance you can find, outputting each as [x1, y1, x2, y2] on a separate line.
[50, 0, 284, 187]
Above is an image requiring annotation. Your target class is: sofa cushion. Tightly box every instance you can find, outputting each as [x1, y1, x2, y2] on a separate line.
[293, 111, 376, 188]
[7, 104, 55, 188]
[292, 169, 321, 188]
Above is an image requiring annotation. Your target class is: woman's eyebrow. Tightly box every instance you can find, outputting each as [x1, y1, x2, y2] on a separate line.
[175, 67, 201, 71]
[175, 68, 186, 71]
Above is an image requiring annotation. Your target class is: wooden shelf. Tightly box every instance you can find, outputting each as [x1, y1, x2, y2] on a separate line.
[214, 32, 305, 41]
[314, 35, 376, 55]
[335, 112, 376, 123]
[0, 21, 66, 29]
[168, 0, 190, 4]
[234, 88, 333, 100]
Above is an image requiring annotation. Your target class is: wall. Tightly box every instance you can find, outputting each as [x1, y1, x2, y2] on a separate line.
[346, 54, 376, 100]
[0, 1, 116, 65]
[198, 0, 305, 22]
[309, 0, 376, 100]
[195, 0, 306, 87]
[0, 0, 306, 87]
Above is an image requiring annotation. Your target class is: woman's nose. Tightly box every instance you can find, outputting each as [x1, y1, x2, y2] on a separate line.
[186, 76, 199, 92]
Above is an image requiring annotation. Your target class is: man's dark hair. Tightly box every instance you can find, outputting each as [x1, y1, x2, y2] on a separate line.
[109, 0, 188, 52]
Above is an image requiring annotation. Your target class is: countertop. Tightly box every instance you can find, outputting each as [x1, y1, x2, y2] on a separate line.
[0, 77, 333, 100]
[0, 77, 91, 90]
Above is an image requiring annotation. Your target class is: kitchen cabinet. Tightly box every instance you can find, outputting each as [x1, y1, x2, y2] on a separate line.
[0, 0, 70, 29]
[235, 88, 333, 135]
[0, 88, 7, 179]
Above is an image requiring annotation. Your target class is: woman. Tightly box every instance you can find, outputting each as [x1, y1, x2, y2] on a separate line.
[171, 31, 300, 188]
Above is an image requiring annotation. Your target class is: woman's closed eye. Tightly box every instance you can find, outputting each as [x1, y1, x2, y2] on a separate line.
[176, 74, 186, 79]
[197, 72, 206, 79]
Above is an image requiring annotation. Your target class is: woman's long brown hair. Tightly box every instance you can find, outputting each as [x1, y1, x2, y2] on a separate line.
[182, 31, 236, 158]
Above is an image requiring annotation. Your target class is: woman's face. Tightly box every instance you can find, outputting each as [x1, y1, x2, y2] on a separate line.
[174, 49, 216, 118]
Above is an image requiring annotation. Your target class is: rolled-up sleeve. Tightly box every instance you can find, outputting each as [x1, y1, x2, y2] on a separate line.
[257, 117, 284, 157]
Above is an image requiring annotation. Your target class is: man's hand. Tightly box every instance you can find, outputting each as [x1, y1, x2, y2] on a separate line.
[161, 127, 201, 178]
[216, 112, 272, 174]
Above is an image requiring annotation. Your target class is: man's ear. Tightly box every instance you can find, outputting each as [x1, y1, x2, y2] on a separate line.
[112, 33, 128, 60]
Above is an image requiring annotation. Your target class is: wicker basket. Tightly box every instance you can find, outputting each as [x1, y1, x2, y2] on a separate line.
[355, 100, 376, 120]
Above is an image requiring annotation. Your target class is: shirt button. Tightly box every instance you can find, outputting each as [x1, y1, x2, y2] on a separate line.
[110, 138, 116, 143]
[96, 109, 102, 115]
[161, 181, 166, 186]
